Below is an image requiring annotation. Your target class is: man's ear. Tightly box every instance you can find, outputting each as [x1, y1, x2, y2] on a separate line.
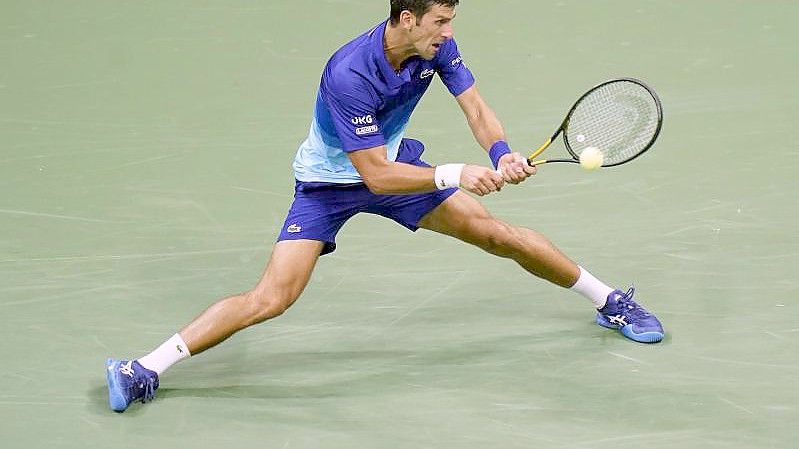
[399, 10, 416, 31]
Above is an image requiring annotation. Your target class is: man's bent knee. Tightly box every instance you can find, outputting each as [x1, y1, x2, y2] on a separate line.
[471, 219, 521, 257]
[244, 289, 297, 325]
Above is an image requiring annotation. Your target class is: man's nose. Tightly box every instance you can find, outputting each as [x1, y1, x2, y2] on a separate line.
[441, 23, 454, 40]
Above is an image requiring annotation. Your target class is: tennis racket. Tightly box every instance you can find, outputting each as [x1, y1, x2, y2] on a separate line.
[527, 77, 663, 168]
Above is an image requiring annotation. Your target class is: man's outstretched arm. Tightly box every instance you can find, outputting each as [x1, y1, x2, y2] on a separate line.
[348, 145, 504, 197]
[455, 85, 536, 184]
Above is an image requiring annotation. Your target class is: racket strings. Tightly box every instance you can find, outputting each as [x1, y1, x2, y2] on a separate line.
[565, 81, 660, 165]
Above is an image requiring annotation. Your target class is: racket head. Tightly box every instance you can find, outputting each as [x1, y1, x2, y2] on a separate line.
[562, 78, 663, 167]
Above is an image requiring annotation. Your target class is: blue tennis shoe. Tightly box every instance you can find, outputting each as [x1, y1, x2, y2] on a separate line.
[596, 288, 664, 343]
[106, 359, 159, 412]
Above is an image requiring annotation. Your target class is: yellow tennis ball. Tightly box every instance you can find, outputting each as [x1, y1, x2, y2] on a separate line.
[579, 147, 604, 170]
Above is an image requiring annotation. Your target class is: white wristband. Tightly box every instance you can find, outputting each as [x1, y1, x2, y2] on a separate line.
[434, 163, 464, 190]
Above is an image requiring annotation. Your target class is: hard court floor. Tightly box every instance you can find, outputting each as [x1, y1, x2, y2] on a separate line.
[1, 1, 797, 448]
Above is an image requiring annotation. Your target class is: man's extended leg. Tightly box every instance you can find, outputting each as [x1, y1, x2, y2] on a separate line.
[107, 239, 324, 412]
[418, 191, 580, 286]
[418, 191, 663, 343]
[178, 239, 324, 355]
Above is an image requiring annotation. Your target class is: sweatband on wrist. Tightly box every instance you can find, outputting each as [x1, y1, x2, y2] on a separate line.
[489, 140, 512, 169]
[434, 164, 464, 190]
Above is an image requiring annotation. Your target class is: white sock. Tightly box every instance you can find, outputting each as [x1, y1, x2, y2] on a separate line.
[138, 333, 191, 376]
[570, 266, 615, 309]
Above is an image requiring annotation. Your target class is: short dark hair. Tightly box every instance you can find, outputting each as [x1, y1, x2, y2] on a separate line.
[389, 0, 459, 25]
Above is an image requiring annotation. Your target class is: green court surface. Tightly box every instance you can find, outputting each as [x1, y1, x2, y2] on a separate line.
[2, 1, 797, 448]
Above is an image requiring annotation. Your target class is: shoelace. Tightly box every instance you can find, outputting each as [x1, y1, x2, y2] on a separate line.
[141, 378, 156, 403]
[615, 287, 651, 319]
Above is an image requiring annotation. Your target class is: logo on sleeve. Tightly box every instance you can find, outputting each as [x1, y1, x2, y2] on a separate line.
[420, 69, 436, 79]
[450, 56, 463, 66]
[351, 115, 374, 125]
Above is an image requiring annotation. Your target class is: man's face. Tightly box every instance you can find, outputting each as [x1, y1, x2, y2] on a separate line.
[409, 4, 456, 60]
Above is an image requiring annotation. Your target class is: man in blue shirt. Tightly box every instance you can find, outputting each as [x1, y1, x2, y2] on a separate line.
[106, 0, 664, 413]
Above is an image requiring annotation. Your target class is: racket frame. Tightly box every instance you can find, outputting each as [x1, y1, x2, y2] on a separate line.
[527, 77, 663, 167]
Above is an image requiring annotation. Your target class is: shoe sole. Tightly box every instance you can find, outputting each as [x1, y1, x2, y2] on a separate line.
[106, 359, 129, 413]
[596, 317, 664, 344]
[620, 326, 663, 343]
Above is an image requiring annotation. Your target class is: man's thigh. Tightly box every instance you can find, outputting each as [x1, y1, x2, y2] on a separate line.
[417, 190, 501, 243]
[254, 239, 326, 297]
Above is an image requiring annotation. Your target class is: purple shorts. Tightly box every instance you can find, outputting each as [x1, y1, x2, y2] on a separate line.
[278, 139, 458, 255]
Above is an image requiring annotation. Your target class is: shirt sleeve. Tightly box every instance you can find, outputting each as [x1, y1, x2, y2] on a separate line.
[320, 75, 385, 152]
[435, 38, 475, 97]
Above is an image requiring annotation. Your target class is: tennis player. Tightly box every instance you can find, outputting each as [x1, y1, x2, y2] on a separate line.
[106, 0, 664, 412]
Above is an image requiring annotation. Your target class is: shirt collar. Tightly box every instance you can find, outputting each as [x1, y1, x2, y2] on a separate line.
[371, 20, 412, 89]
